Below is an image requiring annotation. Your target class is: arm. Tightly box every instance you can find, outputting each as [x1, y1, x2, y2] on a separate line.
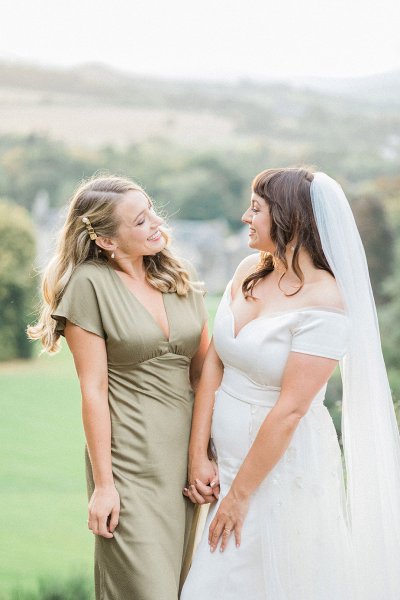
[65, 322, 120, 539]
[186, 258, 258, 503]
[184, 339, 224, 504]
[189, 322, 209, 392]
[209, 351, 338, 551]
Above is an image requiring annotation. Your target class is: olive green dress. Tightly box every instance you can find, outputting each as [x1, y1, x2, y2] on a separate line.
[52, 260, 207, 600]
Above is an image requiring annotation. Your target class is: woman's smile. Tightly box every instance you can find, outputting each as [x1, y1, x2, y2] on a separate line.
[147, 229, 162, 241]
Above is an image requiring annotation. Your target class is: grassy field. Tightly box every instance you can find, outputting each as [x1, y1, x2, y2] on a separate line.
[0, 295, 220, 598]
[0, 349, 93, 597]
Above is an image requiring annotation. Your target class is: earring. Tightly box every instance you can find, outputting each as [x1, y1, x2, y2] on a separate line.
[111, 251, 115, 259]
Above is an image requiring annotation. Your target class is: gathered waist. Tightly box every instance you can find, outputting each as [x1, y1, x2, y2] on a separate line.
[219, 366, 325, 408]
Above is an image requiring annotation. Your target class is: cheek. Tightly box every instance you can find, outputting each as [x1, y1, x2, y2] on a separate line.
[254, 215, 269, 235]
[262, 216, 272, 237]
[120, 228, 148, 250]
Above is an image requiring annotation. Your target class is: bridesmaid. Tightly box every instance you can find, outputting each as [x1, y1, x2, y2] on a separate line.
[28, 176, 210, 600]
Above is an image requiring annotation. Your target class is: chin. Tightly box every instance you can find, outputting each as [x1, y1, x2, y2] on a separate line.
[248, 239, 263, 251]
[148, 240, 166, 255]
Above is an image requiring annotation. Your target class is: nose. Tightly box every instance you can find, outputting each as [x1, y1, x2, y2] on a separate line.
[242, 207, 252, 225]
[152, 212, 164, 227]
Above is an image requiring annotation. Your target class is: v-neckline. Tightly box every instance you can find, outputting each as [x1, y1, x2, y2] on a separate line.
[107, 263, 171, 342]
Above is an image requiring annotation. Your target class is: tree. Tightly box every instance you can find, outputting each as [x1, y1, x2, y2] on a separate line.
[0, 200, 36, 361]
[352, 195, 395, 305]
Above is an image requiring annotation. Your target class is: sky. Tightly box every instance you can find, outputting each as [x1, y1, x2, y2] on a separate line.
[1, 0, 400, 81]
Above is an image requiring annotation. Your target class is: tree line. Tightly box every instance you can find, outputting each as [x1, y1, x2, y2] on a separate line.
[0, 134, 398, 414]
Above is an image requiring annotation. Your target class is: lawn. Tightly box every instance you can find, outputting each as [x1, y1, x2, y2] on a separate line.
[0, 349, 93, 597]
[0, 295, 221, 598]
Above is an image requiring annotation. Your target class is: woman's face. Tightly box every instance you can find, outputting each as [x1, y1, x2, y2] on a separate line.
[114, 190, 165, 258]
[242, 192, 275, 252]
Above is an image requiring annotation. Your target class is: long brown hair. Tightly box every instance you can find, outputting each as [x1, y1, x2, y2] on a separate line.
[243, 167, 333, 297]
[28, 175, 192, 354]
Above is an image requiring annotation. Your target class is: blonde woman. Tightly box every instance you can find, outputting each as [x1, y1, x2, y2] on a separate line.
[28, 176, 210, 600]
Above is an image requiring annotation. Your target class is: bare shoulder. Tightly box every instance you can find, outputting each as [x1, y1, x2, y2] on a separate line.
[305, 271, 345, 311]
[231, 253, 259, 296]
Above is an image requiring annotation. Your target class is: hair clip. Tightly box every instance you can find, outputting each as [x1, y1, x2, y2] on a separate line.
[82, 216, 98, 240]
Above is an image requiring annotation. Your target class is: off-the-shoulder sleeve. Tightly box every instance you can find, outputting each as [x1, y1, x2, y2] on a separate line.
[291, 310, 349, 360]
[52, 268, 106, 339]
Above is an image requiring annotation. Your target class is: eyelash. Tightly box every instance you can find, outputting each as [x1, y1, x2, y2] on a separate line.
[251, 207, 259, 213]
[137, 205, 154, 226]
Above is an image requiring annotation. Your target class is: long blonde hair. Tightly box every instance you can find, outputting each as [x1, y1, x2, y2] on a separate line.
[28, 175, 192, 354]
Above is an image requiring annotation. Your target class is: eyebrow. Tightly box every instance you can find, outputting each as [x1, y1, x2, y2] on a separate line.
[133, 201, 152, 223]
[133, 209, 145, 222]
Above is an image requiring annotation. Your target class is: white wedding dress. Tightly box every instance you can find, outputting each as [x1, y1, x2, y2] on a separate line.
[181, 280, 356, 600]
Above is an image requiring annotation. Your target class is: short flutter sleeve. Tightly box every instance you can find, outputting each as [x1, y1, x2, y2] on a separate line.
[291, 310, 349, 360]
[52, 265, 106, 339]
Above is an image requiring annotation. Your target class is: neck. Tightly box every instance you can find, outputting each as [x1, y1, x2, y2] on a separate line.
[273, 247, 318, 287]
[111, 255, 146, 281]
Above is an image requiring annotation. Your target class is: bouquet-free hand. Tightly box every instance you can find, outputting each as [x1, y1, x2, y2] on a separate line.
[208, 490, 249, 552]
[88, 485, 120, 538]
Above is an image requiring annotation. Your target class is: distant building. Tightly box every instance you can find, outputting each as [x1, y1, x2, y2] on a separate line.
[170, 219, 253, 293]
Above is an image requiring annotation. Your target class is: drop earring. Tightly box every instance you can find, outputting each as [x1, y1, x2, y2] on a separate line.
[111, 251, 115, 259]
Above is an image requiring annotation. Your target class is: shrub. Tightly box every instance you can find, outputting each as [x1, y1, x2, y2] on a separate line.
[0, 200, 36, 361]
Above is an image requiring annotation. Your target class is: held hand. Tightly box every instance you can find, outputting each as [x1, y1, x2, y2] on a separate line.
[183, 477, 220, 504]
[208, 490, 249, 552]
[88, 485, 120, 538]
[183, 456, 220, 504]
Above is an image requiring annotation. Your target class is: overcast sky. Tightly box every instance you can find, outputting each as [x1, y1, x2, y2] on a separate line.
[1, 0, 399, 81]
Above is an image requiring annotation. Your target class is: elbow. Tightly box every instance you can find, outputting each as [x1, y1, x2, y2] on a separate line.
[277, 400, 309, 427]
[80, 379, 108, 403]
[290, 404, 309, 420]
[282, 411, 304, 432]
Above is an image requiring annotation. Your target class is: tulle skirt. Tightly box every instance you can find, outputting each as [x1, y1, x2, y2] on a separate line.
[181, 388, 355, 600]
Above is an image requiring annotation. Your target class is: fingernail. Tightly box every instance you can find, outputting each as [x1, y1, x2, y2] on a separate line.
[220, 547, 223, 552]
[210, 481, 215, 487]
[236, 543, 240, 548]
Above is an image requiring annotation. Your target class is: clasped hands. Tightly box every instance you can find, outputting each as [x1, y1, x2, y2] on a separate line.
[183, 455, 220, 505]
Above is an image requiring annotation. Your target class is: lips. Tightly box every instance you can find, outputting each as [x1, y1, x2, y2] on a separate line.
[148, 230, 161, 241]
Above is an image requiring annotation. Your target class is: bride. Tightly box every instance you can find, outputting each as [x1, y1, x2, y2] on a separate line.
[181, 168, 400, 599]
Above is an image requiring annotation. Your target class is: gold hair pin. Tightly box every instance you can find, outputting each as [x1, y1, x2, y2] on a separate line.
[82, 216, 98, 240]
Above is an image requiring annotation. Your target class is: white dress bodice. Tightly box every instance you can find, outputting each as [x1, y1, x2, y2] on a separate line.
[213, 280, 349, 407]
